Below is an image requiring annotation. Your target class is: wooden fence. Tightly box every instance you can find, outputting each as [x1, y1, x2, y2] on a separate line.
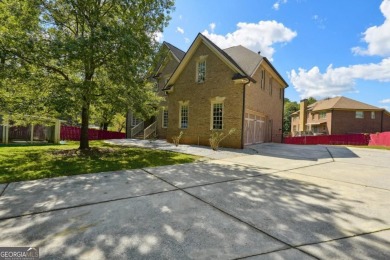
[284, 134, 370, 145]
[60, 125, 125, 141]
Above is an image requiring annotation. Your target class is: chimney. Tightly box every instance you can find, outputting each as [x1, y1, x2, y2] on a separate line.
[299, 99, 308, 132]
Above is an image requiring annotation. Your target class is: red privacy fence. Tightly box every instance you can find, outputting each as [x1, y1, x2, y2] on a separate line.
[284, 134, 370, 145]
[60, 125, 126, 141]
[369, 132, 390, 146]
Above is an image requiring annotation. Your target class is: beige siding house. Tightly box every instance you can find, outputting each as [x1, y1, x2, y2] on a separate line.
[159, 34, 288, 148]
[291, 96, 390, 136]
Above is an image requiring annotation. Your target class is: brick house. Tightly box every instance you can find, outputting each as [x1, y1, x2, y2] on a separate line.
[126, 41, 185, 138]
[155, 33, 288, 148]
[291, 96, 390, 136]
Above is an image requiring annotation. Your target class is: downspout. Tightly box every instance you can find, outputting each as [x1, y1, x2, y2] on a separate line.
[381, 110, 384, 132]
[241, 80, 250, 149]
[330, 109, 334, 135]
[281, 89, 285, 143]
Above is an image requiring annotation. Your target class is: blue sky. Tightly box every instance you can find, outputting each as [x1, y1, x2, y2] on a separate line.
[157, 0, 390, 109]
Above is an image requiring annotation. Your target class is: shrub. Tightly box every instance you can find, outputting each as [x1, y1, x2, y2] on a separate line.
[172, 131, 183, 147]
[209, 128, 236, 151]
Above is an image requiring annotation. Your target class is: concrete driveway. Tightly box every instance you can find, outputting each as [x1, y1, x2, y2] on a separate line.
[0, 142, 389, 259]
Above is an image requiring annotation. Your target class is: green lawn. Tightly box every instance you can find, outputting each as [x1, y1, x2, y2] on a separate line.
[0, 141, 199, 184]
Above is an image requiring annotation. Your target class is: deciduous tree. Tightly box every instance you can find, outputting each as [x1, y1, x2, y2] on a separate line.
[0, 0, 174, 149]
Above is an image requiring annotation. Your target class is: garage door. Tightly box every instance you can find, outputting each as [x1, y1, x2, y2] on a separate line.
[244, 113, 266, 145]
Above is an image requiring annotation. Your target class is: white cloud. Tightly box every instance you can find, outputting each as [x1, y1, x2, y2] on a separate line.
[289, 58, 390, 99]
[179, 15, 183, 20]
[153, 32, 163, 42]
[352, 0, 390, 56]
[209, 22, 216, 32]
[202, 20, 297, 60]
[176, 27, 184, 34]
[184, 37, 190, 44]
[273, 0, 287, 10]
[379, 98, 390, 103]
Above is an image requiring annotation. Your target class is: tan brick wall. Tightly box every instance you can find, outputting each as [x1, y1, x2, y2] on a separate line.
[156, 53, 180, 139]
[166, 43, 244, 148]
[246, 65, 284, 142]
[331, 110, 384, 134]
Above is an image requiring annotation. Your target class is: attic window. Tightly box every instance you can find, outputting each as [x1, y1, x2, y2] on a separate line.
[196, 58, 206, 83]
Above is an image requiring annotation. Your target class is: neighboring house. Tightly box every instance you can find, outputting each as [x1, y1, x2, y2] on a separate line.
[290, 96, 390, 136]
[125, 41, 185, 139]
[160, 33, 288, 148]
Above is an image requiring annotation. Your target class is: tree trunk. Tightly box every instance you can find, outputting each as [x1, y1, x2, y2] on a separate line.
[79, 102, 90, 150]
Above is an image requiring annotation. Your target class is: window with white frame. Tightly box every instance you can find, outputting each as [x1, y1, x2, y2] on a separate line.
[131, 116, 141, 126]
[371, 111, 375, 119]
[261, 69, 265, 89]
[355, 111, 364, 119]
[162, 108, 168, 128]
[269, 78, 273, 95]
[180, 104, 189, 129]
[196, 58, 206, 83]
[212, 103, 223, 129]
[319, 112, 326, 119]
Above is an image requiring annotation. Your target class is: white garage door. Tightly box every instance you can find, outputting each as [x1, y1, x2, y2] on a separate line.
[244, 113, 266, 145]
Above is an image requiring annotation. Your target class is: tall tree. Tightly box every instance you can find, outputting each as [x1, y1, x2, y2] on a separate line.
[283, 98, 299, 134]
[0, 0, 174, 149]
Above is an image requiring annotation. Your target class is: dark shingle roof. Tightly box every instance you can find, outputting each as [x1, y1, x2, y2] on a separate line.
[163, 42, 185, 61]
[223, 45, 263, 76]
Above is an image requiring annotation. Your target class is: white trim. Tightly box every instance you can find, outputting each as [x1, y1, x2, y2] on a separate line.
[179, 101, 189, 129]
[162, 107, 168, 128]
[196, 56, 207, 83]
[210, 99, 225, 130]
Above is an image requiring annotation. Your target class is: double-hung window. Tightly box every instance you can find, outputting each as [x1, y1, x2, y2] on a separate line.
[180, 104, 189, 129]
[212, 103, 223, 129]
[260, 70, 265, 89]
[196, 57, 207, 83]
[162, 108, 168, 128]
[131, 116, 141, 126]
[319, 112, 326, 119]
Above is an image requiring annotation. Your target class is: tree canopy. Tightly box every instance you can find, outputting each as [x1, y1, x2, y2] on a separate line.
[0, 0, 174, 149]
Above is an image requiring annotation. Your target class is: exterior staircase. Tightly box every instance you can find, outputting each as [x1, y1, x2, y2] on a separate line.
[130, 121, 157, 140]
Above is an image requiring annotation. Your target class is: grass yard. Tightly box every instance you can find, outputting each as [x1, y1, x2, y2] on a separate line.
[0, 141, 199, 184]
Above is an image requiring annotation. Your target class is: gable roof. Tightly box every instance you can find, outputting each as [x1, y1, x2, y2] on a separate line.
[165, 33, 289, 89]
[165, 34, 255, 87]
[309, 96, 383, 111]
[224, 45, 263, 77]
[163, 42, 185, 62]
